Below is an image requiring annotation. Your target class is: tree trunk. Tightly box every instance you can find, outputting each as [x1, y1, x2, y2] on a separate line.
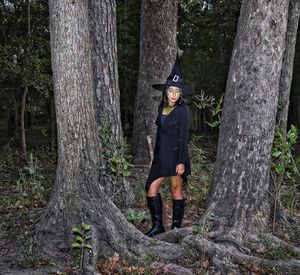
[290, 5, 300, 129]
[271, 0, 300, 225]
[49, 92, 56, 151]
[276, 0, 300, 132]
[20, 86, 28, 156]
[35, 1, 179, 272]
[88, 0, 135, 206]
[89, 0, 122, 148]
[7, 90, 18, 139]
[205, 0, 290, 241]
[132, 0, 178, 165]
[35, 0, 101, 258]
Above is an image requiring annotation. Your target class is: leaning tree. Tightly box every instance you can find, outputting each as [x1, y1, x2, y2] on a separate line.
[131, 0, 178, 165]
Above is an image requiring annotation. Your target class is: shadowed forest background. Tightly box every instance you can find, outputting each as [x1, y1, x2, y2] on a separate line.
[1, 0, 300, 274]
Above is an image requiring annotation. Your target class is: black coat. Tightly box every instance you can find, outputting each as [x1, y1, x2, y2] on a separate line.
[145, 103, 191, 192]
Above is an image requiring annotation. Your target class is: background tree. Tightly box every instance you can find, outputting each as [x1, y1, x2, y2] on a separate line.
[290, 28, 300, 127]
[0, 0, 51, 152]
[178, 0, 241, 131]
[131, 0, 178, 165]
[277, 0, 300, 132]
[271, 0, 300, 225]
[117, 0, 140, 136]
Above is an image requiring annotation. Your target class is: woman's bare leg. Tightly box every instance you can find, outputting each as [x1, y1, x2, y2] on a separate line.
[147, 177, 165, 197]
[170, 176, 183, 199]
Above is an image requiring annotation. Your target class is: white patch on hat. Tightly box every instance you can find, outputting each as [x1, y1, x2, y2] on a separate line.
[172, 75, 179, 82]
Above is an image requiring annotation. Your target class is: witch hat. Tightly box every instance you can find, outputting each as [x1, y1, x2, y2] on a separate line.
[152, 55, 193, 95]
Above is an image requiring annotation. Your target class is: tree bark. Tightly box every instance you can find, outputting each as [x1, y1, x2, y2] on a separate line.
[290, 26, 300, 128]
[276, 0, 300, 132]
[89, 0, 122, 148]
[35, 0, 101, 258]
[271, 0, 300, 225]
[49, 92, 56, 151]
[205, 0, 290, 240]
[132, 0, 178, 165]
[88, 0, 135, 206]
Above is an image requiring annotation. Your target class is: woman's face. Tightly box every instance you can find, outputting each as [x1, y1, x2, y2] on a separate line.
[166, 86, 181, 105]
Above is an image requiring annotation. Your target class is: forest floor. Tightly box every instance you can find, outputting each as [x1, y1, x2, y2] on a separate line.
[0, 134, 300, 274]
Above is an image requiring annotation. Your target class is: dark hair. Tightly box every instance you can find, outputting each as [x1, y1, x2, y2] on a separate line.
[160, 89, 186, 108]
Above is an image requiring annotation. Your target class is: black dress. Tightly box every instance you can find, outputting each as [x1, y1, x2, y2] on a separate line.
[145, 103, 191, 192]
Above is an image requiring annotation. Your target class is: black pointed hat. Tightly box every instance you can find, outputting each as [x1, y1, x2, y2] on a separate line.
[152, 55, 193, 95]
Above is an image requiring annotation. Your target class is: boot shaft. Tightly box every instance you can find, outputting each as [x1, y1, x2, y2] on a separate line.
[145, 193, 165, 237]
[171, 198, 185, 229]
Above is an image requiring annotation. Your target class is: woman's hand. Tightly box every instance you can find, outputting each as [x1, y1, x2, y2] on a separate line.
[176, 163, 185, 175]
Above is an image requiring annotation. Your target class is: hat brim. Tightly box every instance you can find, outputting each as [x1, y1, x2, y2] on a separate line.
[152, 83, 194, 95]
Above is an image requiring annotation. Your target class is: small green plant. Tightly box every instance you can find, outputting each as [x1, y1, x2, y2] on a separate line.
[194, 91, 223, 128]
[99, 114, 134, 207]
[110, 155, 134, 178]
[16, 153, 45, 203]
[187, 135, 213, 207]
[127, 208, 145, 225]
[126, 208, 146, 253]
[148, 239, 158, 246]
[71, 223, 92, 269]
[192, 213, 214, 236]
[99, 113, 113, 154]
[271, 125, 300, 230]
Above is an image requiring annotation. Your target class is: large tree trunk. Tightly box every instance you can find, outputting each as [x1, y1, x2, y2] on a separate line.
[88, 0, 134, 206]
[35, 1, 179, 272]
[132, 0, 178, 165]
[205, 0, 290, 241]
[35, 0, 101, 243]
[89, 0, 122, 147]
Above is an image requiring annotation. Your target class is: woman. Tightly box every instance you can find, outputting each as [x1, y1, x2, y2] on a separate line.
[145, 55, 193, 237]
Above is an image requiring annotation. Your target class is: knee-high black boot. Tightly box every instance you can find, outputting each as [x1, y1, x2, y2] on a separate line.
[171, 198, 185, 230]
[145, 193, 165, 237]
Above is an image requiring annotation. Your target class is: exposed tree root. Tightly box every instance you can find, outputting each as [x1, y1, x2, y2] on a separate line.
[156, 227, 193, 243]
[154, 227, 300, 274]
[274, 199, 295, 225]
[35, 188, 183, 274]
[35, 179, 300, 274]
[152, 262, 193, 275]
[258, 233, 300, 256]
[182, 234, 300, 274]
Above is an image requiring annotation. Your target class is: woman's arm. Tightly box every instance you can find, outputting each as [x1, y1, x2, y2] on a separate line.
[177, 105, 190, 165]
